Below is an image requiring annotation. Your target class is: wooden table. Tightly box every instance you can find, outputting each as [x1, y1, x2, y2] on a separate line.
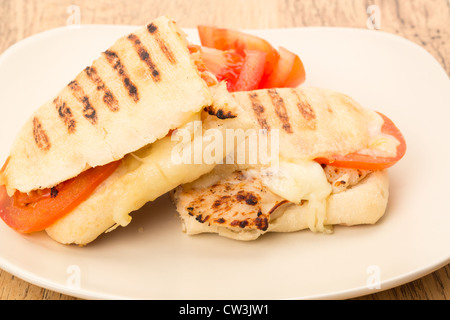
[0, 0, 448, 300]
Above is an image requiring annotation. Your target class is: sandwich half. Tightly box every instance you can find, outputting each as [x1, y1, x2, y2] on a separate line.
[172, 87, 406, 240]
[0, 16, 251, 245]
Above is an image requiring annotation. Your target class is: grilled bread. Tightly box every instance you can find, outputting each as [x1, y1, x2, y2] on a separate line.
[1, 16, 217, 195]
[229, 87, 397, 161]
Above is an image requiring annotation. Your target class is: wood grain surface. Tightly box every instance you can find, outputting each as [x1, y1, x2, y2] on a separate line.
[0, 0, 448, 300]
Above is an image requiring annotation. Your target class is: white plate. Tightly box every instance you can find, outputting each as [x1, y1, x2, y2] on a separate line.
[0, 25, 449, 300]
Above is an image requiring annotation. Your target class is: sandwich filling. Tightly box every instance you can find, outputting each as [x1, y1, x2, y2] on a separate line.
[172, 161, 376, 240]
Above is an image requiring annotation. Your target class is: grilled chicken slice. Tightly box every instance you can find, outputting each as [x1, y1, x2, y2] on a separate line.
[172, 164, 374, 240]
[173, 168, 288, 237]
[322, 165, 371, 193]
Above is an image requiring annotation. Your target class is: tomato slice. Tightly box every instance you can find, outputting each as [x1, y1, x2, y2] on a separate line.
[260, 46, 306, 89]
[188, 44, 219, 87]
[315, 112, 406, 170]
[198, 25, 280, 83]
[195, 46, 243, 90]
[230, 49, 266, 91]
[196, 46, 266, 92]
[0, 160, 121, 233]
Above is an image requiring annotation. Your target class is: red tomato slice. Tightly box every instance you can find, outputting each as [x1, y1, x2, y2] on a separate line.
[196, 46, 266, 92]
[260, 46, 306, 89]
[315, 112, 406, 170]
[198, 25, 280, 82]
[0, 160, 121, 233]
[281, 47, 306, 87]
[230, 49, 266, 92]
[195, 46, 244, 90]
[188, 44, 219, 87]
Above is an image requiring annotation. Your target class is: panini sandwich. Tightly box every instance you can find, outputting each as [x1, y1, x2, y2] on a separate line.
[0, 16, 251, 245]
[172, 87, 406, 240]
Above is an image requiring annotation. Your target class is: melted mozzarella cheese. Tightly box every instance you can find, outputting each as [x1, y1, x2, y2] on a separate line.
[45, 112, 223, 244]
[256, 160, 333, 233]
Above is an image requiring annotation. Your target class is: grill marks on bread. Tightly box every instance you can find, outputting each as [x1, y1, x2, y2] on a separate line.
[84, 66, 119, 112]
[54, 97, 76, 134]
[32, 19, 182, 152]
[203, 105, 237, 119]
[102, 28, 179, 101]
[68, 80, 98, 125]
[146, 22, 177, 65]
[291, 88, 316, 129]
[103, 50, 140, 102]
[32, 117, 51, 151]
[127, 34, 161, 82]
[267, 89, 293, 133]
[53, 69, 119, 135]
[237, 89, 318, 134]
[248, 92, 270, 130]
